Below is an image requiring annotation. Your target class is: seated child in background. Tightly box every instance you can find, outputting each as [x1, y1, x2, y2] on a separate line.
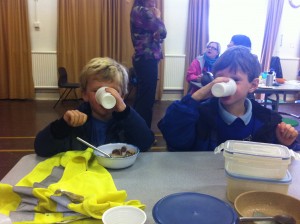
[35, 57, 154, 157]
[227, 34, 252, 49]
[158, 46, 298, 151]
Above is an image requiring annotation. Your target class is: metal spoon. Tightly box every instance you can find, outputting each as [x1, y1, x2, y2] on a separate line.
[239, 214, 296, 224]
[76, 137, 111, 158]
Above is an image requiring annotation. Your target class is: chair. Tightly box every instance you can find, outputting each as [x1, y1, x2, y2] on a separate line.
[265, 56, 294, 109]
[270, 56, 283, 78]
[53, 67, 80, 108]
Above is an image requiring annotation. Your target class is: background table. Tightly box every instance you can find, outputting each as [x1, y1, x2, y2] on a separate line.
[2, 152, 300, 224]
[255, 80, 300, 111]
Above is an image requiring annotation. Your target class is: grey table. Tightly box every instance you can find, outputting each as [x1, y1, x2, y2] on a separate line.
[2, 152, 300, 224]
[255, 80, 300, 111]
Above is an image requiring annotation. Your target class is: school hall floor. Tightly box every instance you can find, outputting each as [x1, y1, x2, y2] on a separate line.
[0, 99, 300, 180]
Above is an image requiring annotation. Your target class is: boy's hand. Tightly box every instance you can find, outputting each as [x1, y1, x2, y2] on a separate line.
[104, 88, 126, 112]
[63, 110, 88, 127]
[276, 122, 298, 146]
[192, 77, 230, 101]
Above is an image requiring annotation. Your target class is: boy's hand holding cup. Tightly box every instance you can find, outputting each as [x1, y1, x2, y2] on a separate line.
[95, 87, 117, 109]
[211, 78, 237, 97]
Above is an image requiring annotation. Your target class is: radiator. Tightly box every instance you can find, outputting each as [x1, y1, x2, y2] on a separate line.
[163, 54, 186, 90]
[32, 52, 58, 88]
[32, 53, 186, 90]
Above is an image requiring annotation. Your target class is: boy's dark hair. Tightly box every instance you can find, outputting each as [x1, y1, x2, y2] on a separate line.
[231, 34, 252, 48]
[212, 46, 261, 82]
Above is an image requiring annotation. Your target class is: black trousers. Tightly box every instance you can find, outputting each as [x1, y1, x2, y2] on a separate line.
[133, 57, 159, 128]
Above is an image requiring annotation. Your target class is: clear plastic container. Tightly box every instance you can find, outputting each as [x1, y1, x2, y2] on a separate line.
[226, 170, 291, 203]
[215, 140, 291, 179]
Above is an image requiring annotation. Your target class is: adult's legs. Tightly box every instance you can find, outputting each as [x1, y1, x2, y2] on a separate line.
[133, 58, 159, 128]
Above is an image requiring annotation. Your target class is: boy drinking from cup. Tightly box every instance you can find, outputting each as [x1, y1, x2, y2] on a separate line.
[158, 46, 298, 151]
[35, 57, 154, 157]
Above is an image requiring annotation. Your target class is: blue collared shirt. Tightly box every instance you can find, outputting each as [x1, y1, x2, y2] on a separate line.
[218, 98, 252, 125]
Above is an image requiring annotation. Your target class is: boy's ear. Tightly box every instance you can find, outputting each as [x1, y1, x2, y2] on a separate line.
[248, 78, 259, 93]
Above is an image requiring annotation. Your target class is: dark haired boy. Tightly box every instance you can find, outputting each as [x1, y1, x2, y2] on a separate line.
[158, 46, 298, 151]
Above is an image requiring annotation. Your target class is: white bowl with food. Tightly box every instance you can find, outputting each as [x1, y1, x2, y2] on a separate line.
[94, 143, 139, 169]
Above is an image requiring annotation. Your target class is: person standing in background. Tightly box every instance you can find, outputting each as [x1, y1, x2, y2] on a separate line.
[130, 0, 167, 128]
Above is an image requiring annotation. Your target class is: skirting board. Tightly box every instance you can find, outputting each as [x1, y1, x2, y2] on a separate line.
[35, 88, 184, 101]
[35, 88, 59, 100]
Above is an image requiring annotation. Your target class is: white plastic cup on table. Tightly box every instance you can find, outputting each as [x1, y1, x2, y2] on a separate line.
[0, 214, 12, 224]
[102, 206, 147, 224]
[211, 78, 237, 97]
[95, 87, 116, 109]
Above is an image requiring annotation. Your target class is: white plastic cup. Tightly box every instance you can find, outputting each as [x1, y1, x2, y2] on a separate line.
[95, 87, 116, 109]
[102, 206, 147, 224]
[211, 79, 237, 97]
[0, 214, 12, 224]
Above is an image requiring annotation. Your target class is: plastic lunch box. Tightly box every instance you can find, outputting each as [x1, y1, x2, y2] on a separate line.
[225, 170, 292, 202]
[214, 140, 291, 179]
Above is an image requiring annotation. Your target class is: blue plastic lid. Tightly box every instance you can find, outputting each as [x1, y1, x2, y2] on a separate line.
[225, 170, 292, 183]
[152, 192, 238, 224]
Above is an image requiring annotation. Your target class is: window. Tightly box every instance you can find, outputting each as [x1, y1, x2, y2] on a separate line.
[209, 0, 268, 59]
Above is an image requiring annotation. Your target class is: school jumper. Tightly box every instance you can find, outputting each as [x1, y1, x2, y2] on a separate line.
[35, 102, 154, 157]
[158, 95, 298, 151]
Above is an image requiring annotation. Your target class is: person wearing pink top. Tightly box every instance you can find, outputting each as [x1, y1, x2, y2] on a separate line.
[186, 41, 221, 94]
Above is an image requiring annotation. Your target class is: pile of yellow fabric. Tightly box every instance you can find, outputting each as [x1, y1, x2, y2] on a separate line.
[0, 149, 144, 223]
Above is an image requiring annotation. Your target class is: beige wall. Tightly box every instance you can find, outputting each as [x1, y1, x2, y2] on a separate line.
[27, 0, 300, 100]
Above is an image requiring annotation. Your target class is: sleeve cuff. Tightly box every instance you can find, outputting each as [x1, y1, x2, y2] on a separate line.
[112, 105, 131, 120]
[50, 118, 72, 138]
[181, 94, 202, 107]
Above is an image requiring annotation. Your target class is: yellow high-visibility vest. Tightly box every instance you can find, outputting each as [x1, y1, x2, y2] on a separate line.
[0, 148, 144, 223]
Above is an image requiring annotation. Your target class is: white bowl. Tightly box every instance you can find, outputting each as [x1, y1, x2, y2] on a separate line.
[102, 206, 146, 224]
[94, 143, 139, 169]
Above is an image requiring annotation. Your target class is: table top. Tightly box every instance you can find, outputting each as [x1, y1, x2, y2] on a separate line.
[2, 152, 300, 224]
[256, 80, 300, 93]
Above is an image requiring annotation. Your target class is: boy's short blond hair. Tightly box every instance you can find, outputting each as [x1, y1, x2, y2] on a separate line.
[80, 57, 129, 96]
